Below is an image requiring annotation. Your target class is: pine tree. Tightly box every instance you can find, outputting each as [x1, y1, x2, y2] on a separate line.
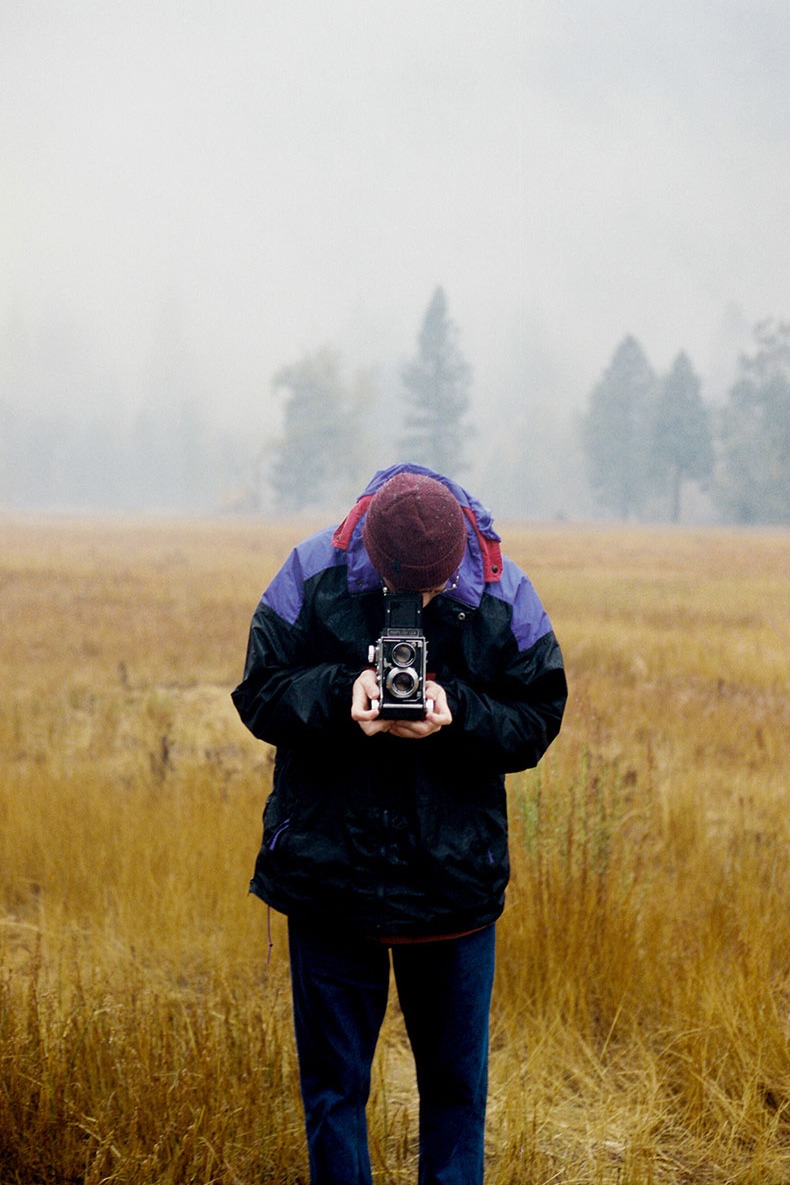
[651, 352, 714, 522]
[399, 288, 471, 477]
[270, 347, 367, 512]
[718, 320, 790, 524]
[581, 336, 656, 519]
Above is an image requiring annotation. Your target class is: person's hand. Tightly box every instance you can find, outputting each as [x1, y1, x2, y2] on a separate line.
[352, 673, 452, 739]
[351, 669, 394, 736]
[388, 680, 452, 738]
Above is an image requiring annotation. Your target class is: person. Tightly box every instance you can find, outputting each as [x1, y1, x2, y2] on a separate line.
[232, 463, 567, 1185]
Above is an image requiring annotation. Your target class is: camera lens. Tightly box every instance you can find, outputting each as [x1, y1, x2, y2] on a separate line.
[391, 641, 416, 667]
[386, 667, 419, 699]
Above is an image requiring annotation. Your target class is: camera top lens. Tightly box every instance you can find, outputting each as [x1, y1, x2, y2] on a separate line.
[391, 641, 416, 667]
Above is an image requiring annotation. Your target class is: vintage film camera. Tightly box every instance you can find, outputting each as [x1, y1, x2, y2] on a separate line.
[368, 589, 433, 719]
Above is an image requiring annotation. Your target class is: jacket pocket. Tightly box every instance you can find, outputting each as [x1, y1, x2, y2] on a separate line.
[266, 817, 292, 851]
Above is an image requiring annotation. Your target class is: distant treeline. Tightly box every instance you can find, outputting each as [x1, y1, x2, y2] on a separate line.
[580, 320, 790, 525]
[1, 293, 789, 524]
[0, 397, 242, 515]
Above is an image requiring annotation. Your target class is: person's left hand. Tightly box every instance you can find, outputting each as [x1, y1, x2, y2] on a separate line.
[388, 680, 452, 739]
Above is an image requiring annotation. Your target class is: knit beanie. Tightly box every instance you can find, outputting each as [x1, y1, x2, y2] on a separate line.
[363, 472, 467, 590]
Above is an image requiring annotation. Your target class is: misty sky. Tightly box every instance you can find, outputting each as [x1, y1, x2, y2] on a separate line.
[2, 0, 789, 438]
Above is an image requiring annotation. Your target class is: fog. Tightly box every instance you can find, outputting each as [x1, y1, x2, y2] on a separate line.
[2, 1, 789, 514]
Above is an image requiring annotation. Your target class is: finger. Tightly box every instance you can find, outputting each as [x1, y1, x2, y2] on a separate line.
[389, 720, 436, 739]
[360, 718, 393, 736]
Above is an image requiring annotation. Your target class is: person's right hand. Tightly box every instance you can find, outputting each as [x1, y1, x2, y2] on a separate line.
[351, 669, 394, 736]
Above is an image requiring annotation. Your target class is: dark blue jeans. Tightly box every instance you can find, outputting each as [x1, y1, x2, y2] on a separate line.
[287, 918, 496, 1185]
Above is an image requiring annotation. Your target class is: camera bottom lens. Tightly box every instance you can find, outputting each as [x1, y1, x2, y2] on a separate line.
[386, 667, 420, 699]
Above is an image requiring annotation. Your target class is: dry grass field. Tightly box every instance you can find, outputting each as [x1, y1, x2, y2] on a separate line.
[1, 513, 789, 1184]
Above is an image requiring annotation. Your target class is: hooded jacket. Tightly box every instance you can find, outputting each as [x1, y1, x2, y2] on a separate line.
[232, 464, 567, 938]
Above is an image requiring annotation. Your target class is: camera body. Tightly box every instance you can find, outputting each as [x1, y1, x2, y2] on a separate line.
[368, 590, 430, 719]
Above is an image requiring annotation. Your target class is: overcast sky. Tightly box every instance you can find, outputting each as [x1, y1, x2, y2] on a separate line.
[2, 0, 789, 435]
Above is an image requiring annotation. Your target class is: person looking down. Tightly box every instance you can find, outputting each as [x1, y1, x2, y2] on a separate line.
[232, 462, 567, 1185]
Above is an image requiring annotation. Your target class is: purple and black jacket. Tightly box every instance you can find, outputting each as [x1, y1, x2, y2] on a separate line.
[232, 464, 567, 938]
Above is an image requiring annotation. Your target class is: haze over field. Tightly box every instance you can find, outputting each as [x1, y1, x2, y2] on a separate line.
[2, 1, 789, 512]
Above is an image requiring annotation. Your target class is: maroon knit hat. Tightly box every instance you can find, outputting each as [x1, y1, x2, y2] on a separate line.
[363, 472, 467, 590]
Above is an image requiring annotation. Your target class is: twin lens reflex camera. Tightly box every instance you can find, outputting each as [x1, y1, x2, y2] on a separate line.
[368, 589, 433, 719]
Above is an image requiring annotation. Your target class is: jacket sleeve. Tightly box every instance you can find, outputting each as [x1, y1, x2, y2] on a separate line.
[436, 562, 567, 773]
[441, 628, 567, 774]
[231, 554, 359, 746]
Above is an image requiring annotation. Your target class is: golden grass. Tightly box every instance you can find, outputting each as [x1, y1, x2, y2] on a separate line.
[1, 514, 789, 1183]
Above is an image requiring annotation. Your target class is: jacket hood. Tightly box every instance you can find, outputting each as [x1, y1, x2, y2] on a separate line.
[332, 463, 502, 608]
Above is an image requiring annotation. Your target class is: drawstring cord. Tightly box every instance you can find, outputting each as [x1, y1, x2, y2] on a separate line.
[267, 904, 274, 965]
